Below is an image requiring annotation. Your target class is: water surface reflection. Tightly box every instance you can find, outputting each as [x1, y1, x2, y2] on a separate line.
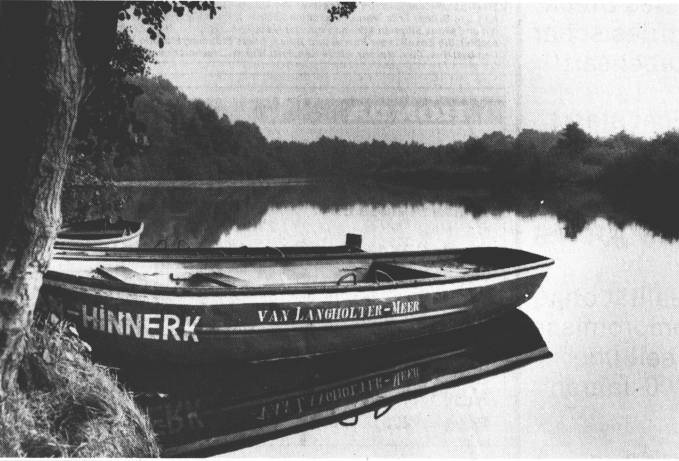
[113, 181, 679, 456]
[114, 310, 550, 457]
[119, 182, 679, 248]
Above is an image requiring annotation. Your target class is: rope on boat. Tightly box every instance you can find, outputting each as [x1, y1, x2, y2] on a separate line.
[374, 269, 394, 284]
[338, 405, 393, 427]
[266, 246, 286, 258]
[339, 415, 358, 426]
[337, 272, 358, 285]
[374, 405, 393, 420]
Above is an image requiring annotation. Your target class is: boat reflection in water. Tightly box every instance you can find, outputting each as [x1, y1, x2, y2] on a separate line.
[117, 310, 551, 457]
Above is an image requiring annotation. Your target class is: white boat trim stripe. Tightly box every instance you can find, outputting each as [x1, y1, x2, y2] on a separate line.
[44, 265, 549, 306]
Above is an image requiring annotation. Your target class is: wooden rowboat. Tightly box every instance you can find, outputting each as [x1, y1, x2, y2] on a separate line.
[53, 233, 366, 260]
[56, 218, 144, 248]
[42, 235, 554, 362]
[123, 310, 551, 456]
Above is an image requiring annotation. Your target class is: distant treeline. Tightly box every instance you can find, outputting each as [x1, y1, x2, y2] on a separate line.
[102, 75, 679, 202]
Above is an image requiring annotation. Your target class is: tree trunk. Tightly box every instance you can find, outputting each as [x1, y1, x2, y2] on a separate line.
[0, 1, 118, 399]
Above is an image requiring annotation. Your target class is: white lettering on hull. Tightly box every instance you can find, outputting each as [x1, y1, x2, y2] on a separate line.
[391, 300, 420, 315]
[80, 305, 200, 342]
[257, 300, 420, 324]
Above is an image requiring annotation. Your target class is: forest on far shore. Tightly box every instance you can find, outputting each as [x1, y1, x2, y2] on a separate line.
[101, 75, 679, 194]
[63, 40, 679, 223]
[60, 28, 678, 225]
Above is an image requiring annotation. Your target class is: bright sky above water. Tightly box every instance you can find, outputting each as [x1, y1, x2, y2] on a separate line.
[129, 2, 679, 145]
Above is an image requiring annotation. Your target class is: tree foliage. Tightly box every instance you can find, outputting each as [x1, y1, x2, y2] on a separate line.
[63, 28, 156, 222]
[63, 1, 221, 222]
[95, 75, 676, 196]
[63, 0, 359, 220]
[328, 2, 357, 22]
[119, 1, 220, 48]
[556, 122, 592, 157]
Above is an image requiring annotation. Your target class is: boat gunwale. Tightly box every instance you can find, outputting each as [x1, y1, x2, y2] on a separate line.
[45, 247, 554, 297]
[53, 245, 544, 262]
[56, 222, 145, 247]
[53, 243, 358, 260]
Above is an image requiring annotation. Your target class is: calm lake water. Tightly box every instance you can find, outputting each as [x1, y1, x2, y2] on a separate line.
[115, 181, 679, 457]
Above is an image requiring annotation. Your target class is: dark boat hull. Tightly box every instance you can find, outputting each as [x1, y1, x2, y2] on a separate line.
[42, 269, 548, 362]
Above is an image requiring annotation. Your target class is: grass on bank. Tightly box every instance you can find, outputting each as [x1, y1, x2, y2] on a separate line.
[0, 316, 158, 457]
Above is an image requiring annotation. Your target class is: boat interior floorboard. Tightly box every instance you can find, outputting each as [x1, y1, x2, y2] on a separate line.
[89, 260, 459, 289]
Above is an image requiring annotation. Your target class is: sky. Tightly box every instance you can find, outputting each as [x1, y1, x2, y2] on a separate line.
[128, 2, 679, 145]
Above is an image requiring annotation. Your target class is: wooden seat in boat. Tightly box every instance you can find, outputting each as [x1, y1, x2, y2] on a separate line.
[189, 272, 250, 288]
[369, 262, 444, 282]
[96, 266, 252, 288]
[395, 262, 477, 275]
